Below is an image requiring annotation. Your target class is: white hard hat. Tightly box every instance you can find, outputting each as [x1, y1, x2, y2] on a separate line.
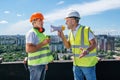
[66, 10, 80, 19]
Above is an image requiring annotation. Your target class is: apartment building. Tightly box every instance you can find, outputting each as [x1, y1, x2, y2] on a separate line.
[97, 35, 115, 52]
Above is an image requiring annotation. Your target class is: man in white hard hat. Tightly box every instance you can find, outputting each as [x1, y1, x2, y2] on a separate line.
[58, 10, 98, 80]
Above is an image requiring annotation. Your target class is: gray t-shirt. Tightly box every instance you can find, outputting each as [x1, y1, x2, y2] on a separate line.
[26, 29, 39, 45]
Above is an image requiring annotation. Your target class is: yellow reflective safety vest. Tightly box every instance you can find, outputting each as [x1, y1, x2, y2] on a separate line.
[69, 25, 98, 67]
[28, 28, 53, 66]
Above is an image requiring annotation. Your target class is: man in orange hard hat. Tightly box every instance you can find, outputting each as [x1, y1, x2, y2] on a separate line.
[25, 12, 53, 80]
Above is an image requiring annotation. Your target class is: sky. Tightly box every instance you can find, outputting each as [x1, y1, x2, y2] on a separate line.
[0, 0, 120, 35]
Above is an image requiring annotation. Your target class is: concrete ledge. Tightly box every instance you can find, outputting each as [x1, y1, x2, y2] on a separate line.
[0, 60, 120, 80]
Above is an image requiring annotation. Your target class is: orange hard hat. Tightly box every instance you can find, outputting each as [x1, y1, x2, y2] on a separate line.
[30, 12, 44, 22]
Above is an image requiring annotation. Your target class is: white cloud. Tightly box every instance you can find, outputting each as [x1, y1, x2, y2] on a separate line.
[3, 20, 32, 35]
[17, 14, 22, 17]
[56, 1, 64, 5]
[0, 20, 8, 24]
[4, 11, 10, 14]
[45, 0, 120, 22]
[2, 0, 120, 35]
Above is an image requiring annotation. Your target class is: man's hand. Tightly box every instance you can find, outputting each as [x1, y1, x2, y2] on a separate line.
[42, 38, 50, 45]
[79, 48, 89, 58]
[45, 65, 48, 70]
[57, 30, 64, 38]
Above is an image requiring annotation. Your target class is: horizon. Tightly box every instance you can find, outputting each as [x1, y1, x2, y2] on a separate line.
[0, 34, 120, 37]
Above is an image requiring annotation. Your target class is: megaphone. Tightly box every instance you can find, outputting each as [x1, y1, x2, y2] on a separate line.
[50, 25, 65, 32]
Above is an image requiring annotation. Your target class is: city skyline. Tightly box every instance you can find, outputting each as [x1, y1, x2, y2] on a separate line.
[0, 0, 120, 35]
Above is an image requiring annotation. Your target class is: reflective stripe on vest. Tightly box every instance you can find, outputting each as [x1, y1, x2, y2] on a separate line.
[71, 26, 96, 57]
[74, 53, 96, 57]
[71, 45, 88, 48]
[28, 28, 53, 66]
[28, 46, 51, 60]
[69, 25, 98, 67]
[28, 52, 52, 60]
[81, 26, 85, 46]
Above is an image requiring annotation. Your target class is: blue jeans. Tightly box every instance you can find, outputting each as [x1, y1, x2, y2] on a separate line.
[28, 65, 46, 80]
[73, 66, 96, 80]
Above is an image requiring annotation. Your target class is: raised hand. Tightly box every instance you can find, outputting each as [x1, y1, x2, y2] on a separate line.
[42, 38, 50, 45]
